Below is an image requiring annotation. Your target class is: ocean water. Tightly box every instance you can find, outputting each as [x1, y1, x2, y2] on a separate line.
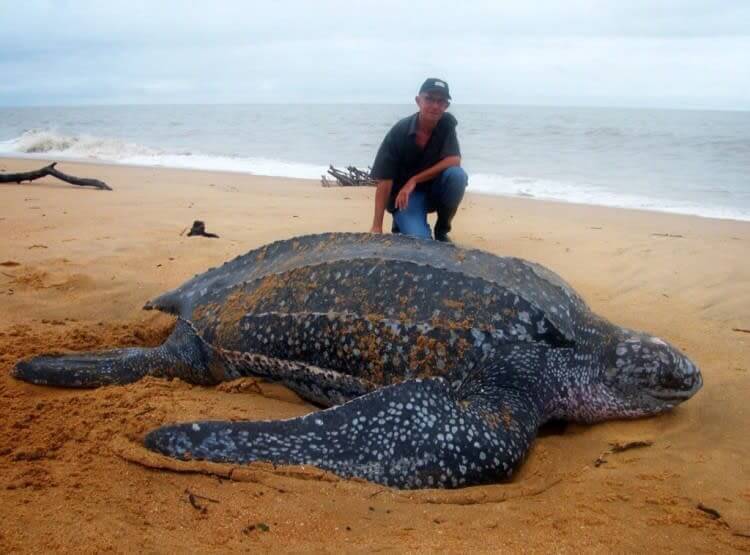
[1, 104, 748, 221]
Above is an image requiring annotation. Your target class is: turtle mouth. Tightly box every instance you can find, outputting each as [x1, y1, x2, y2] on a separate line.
[648, 385, 701, 403]
[649, 365, 703, 404]
[651, 392, 693, 402]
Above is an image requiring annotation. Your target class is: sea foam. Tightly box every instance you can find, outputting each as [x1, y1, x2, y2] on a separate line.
[0, 129, 327, 179]
[2, 126, 748, 222]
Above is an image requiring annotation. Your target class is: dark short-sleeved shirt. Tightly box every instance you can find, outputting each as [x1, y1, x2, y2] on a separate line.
[370, 112, 461, 212]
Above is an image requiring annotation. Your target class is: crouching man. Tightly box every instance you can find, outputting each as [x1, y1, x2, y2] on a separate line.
[369, 78, 468, 242]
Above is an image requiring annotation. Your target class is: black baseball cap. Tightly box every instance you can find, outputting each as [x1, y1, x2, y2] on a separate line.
[419, 78, 451, 100]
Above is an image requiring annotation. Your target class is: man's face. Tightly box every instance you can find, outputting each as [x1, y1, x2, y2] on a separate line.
[415, 92, 450, 125]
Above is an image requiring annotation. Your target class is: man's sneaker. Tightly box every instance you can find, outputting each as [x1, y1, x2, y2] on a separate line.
[434, 232, 452, 243]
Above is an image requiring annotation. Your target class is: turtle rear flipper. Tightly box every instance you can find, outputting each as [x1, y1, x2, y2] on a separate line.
[145, 353, 547, 489]
[12, 319, 219, 388]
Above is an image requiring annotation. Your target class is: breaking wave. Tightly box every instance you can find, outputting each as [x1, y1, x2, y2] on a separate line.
[0, 128, 327, 179]
[470, 173, 750, 222]
[2, 128, 748, 222]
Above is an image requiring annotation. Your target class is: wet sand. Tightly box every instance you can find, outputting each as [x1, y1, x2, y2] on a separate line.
[1, 157, 749, 552]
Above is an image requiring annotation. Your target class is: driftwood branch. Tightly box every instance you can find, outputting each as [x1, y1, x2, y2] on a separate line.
[0, 163, 112, 190]
[594, 440, 653, 467]
[321, 165, 376, 187]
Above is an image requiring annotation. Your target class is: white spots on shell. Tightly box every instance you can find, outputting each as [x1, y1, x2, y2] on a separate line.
[471, 328, 485, 346]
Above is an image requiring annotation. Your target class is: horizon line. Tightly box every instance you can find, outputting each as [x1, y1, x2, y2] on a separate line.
[1, 101, 748, 114]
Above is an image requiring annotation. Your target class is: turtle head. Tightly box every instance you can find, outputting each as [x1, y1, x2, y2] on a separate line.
[599, 330, 702, 418]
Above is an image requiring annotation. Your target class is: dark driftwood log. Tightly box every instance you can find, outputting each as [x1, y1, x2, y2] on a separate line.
[0, 163, 112, 190]
[321, 165, 376, 187]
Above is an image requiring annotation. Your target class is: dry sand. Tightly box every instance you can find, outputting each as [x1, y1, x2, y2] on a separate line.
[0, 157, 749, 552]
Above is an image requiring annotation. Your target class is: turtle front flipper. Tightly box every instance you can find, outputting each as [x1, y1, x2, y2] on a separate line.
[14, 348, 158, 387]
[145, 360, 546, 489]
[12, 319, 220, 388]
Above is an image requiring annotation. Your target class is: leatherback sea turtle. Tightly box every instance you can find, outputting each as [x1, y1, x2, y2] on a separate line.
[13, 233, 702, 489]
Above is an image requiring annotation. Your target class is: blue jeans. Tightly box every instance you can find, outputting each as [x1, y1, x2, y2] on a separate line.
[392, 166, 468, 239]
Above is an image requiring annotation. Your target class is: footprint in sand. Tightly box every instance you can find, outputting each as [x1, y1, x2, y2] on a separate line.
[2, 266, 95, 292]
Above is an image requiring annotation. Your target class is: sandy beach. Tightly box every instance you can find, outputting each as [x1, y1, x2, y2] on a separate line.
[1, 157, 749, 552]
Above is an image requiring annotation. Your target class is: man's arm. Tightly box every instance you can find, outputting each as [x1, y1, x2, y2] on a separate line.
[394, 156, 461, 210]
[410, 155, 461, 185]
[370, 179, 393, 233]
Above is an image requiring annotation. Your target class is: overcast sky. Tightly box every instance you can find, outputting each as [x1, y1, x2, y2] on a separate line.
[1, 1, 748, 110]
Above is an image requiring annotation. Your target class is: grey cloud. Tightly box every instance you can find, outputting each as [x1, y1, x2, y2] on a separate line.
[0, 1, 748, 108]
[3, 1, 750, 43]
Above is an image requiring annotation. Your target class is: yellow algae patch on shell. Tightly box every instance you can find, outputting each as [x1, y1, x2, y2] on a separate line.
[193, 273, 291, 346]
